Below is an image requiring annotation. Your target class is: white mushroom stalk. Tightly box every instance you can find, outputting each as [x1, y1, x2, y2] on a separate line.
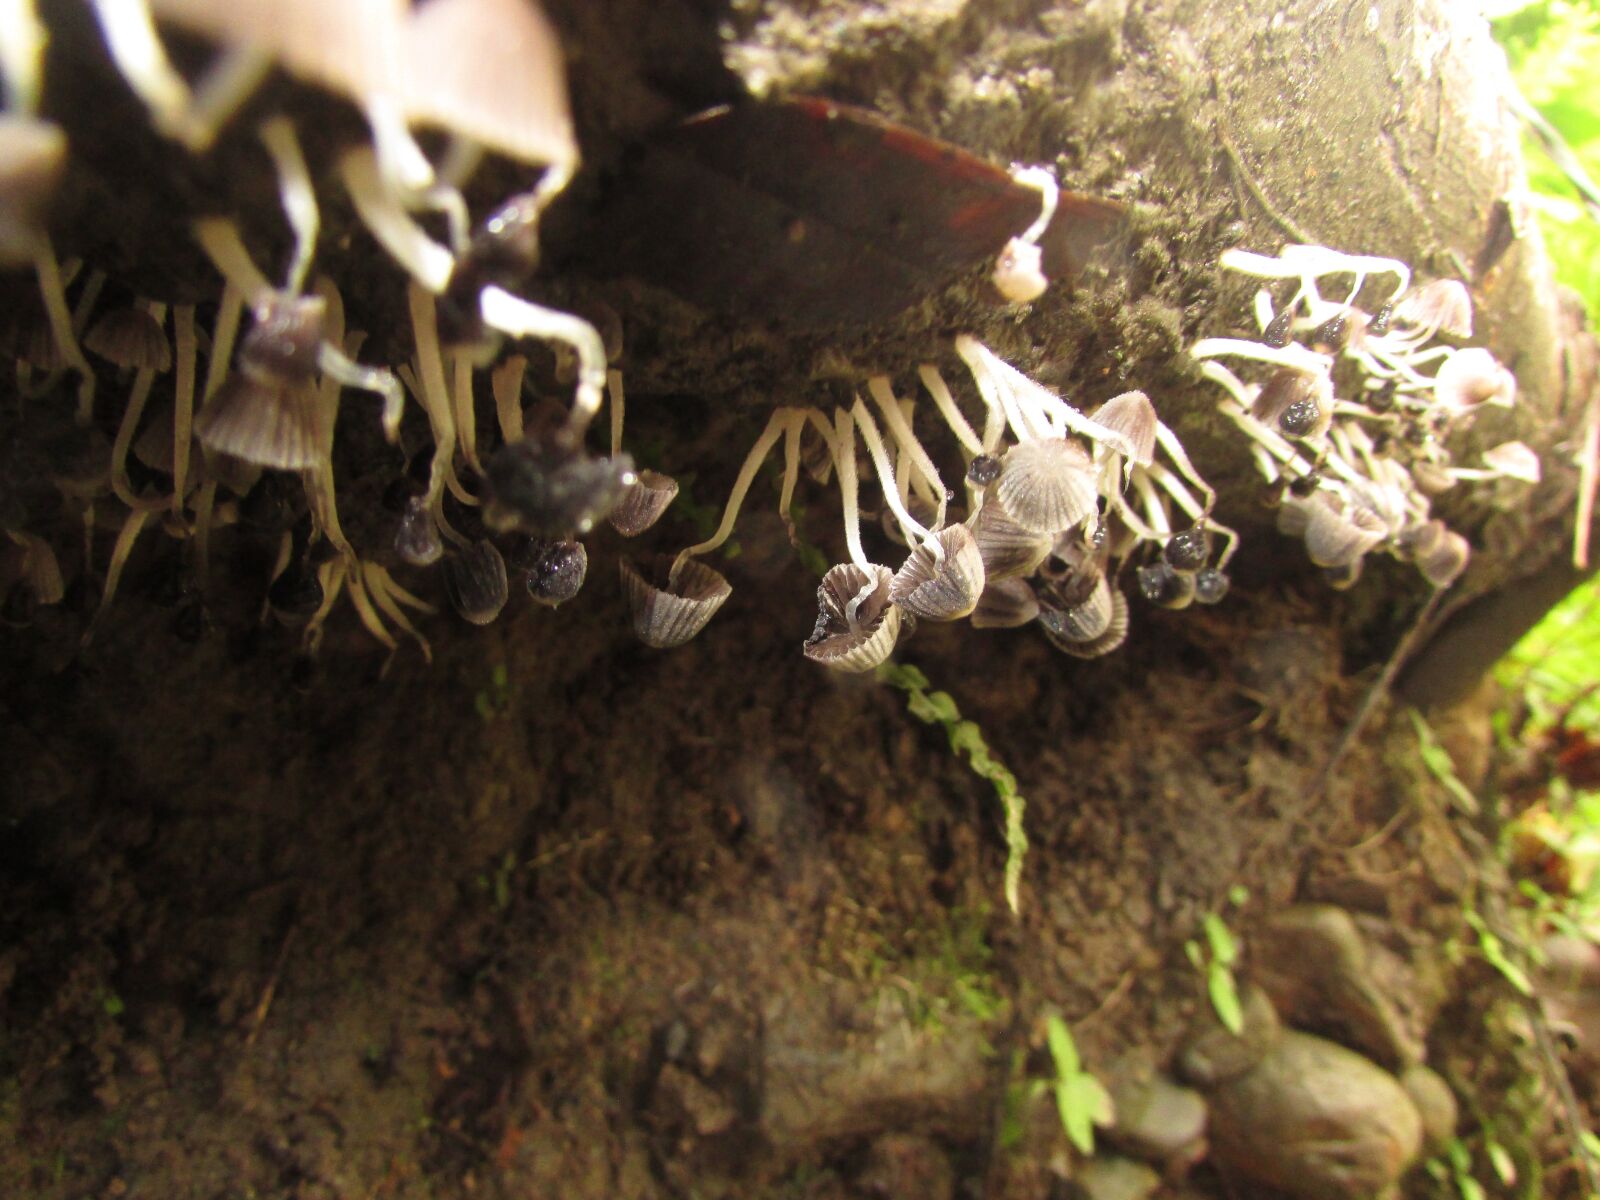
[850, 395, 942, 561]
[0, 0, 47, 115]
[669, 408, 802, 583]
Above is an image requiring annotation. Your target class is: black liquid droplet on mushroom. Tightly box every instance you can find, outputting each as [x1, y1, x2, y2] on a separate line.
[1262, 306, 1295, 348]
[1288, 471, 1321, 498]
[1370, 302, 1393, 336]
[1367, 382, 1396, 414]
[484, 435, 635, 537]
[1312, 312, 1347, 349]
[1195, 567, 1230, 605]
[1163, 526, 1210, 572]
[269, 561, 324, 620]
[967, 454, 1002, 486]
[525, 539, 587, 608]
[1280, 399, 1320, 438]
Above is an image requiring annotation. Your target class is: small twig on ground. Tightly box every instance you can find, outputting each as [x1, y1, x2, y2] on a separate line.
[1530, 998, 1600, 1196]
[244, 924, 296, 1048]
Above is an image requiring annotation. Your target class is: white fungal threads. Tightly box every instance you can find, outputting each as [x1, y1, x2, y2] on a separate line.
[1193, 242, 1533, 589]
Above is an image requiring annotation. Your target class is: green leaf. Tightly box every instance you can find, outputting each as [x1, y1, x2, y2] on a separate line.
[926, 691, 961, 725]
[1203, 913, 1238, 966]
[1208, 962, 1245, 1035]
[1184, 939, 1204, 970]
[1486, 1140, 1517, 1186]
[1045, 1013, 1080, 1076]
[1227, 884, 1250, 908]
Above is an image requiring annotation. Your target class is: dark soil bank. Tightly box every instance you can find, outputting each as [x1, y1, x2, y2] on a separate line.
[3, 1, 1596, 1198]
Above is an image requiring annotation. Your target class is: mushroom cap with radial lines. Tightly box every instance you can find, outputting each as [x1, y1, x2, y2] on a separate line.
[1481, 440, 1540, 483]
[444, 539, 510, 625]
[970, 576, 1040, 629]
[803, 563, 901, 672]
[1042, 586, 1128, 658]
[608, 470, 679, 537]
[86, 307, 172, 373]
[620, 555, 731, 648]
[889, 524, 986, 621]
[195, 376, 324, 470]
[1433, 347, 1515, 413]
[996, 437, 1097, 534]
[965, 495, 1053, 581]
[1394, 279, 1472, 339]
[1090, 391, 1157, 467]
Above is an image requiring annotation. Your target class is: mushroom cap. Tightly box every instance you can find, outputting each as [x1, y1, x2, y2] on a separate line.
[1091, 391, 1158, 467]
[970, 576, 1040, 629]
[1481, 440, 1541, 483]
[151, 0, 408, 108]
[1039, 571, 1115, 641]
[803, 562, 901, 672]
[1395, 279, 1473, 339]
[992, 237, 1048, 303]
[195, 375, 324, 470]
[1041, 585, 1128, 658]
[965, 495, 1053, 581]
[0, 114, 67, 266]
[1302, 495, 1387, 568]
[400, 0, 576, 167]
[889, 525, 986, 621]
[620, 555, 731, 648]
[1253, 368, 1332, 438]
[132, 401, 180, 473]
[996, 437, 1097, 534]
[86, 306, 172, 372]
[444, 538, 510, 624]
[1414, 527, 1470, 588]
[241, 294, 328, 386]
[523, 538, 587, 607]
[608, 469, 679, 536]
[1433, 347, 1515, 412]
[1194, 566, 1230, 605]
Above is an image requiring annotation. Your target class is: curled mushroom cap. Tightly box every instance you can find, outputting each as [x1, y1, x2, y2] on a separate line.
[803, 562, 901, 673]
[996, 437, 1097, 534]
[1433, 347, 1515, 413]
[620, 555, 731, 648]
[0, 114, 66, 265]
[1394, 279, 1473, 339]
[445, 538, 510, 625]
[1039, 571, 1115, 641]
[1481, 440, 1541, 483]
[1091, 391, 1158, 468]
[890, 525, 986, 621]
[1042, 585, 1129, 658]
[609, 469, 679, 536]
[1402, 521, 1471, 588]
[1302, 496, 1387, 568]
[966, 495, 1053, 581]
[87, 306, 173, 373]
[971, 576, 1040, 629]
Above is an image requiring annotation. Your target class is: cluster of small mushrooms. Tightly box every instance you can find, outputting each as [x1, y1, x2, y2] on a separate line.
[1192, 244, 1538, 591]
[0, 0, 1528, 672]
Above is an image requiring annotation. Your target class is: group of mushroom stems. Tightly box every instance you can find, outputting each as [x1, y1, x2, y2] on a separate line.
[0, 0, 1536, 669]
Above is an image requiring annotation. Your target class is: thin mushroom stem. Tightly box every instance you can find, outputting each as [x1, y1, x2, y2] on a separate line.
[850, 396, 938, 557]
[450, 351, 481, 474]
[109, 300, 169, 510]
[1130, 471, 1172, 536]
[188, 46, 273, 143]
[193, 217, 273, 305]
[258, 116, 319, 296]
[607, 368, 625, 457]
[406, 283, 459, 511]
[1190, 336, 1333, 376]
[918, 364, 984, 457]
[826, 408, 877, 579]
[493, 356, 528, 445]
[32, 243, 96, 423]
[671, 408, 791, 579]
[778, 408, 806, 540]
[477, 285, 607, 442]
[82, 506, 153, 647]
[201, 284, 244, 406]
[338, 146, 455, 292]
[88, 0, 196, 145]
[866, 376, 947, 530]
[1151, 420, 1216, 513]
[1012, 165, 1059, 246]
[171, 304, 197, 514]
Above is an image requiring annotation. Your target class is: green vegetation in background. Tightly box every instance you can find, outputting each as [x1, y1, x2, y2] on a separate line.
[1491, 0, 1600, 321]
[1496, 577, 1600, 733]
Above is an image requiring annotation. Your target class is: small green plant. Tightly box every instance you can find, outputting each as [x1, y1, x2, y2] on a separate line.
[473, 661, 514, 722]
[876, 661, 1028, 913]
[474, 850, 516, 910]
[1042, 1013, 1114, 1156]
[1409, 709, 1481, 816]
[1185, 888, 1247, 1035]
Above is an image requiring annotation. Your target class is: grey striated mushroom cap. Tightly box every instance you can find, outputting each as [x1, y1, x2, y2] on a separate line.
[803, 562, 901, 673]
[996, 437, 1097, 534]
[966, 494, 1053, 581]
[1039, 571, 1115, 642]
[444, 538, 509, 625]
[86, 306, 172, 373]
[890, 525, 986, 621]
[608, 469, 679, 536]
[1091, 390, 1157, 467]
[1041, 585, 1129, 658]
[970, 577, 1040, 629]
[619, 555, 731, 648]
[195, 375, 324, 470]
[1302, 496, 1387, 569]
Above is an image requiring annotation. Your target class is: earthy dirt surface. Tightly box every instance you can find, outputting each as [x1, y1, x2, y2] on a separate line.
[4, 1, 1598, 1198]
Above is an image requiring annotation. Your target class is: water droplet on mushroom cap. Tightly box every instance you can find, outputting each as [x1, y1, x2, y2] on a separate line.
[966, 454, 1002, 486]
[1039, 571, 1115, 641]
[394, 496, 444, 567]
[524, 539, 587, 608]
[619, 555, 731, 648]
[485, 435, 635, 537]
[1163, 526, 1211, 573]
[444, 538, 509, 625]
[890, 525, 986, 621]
[1195, 567, 1230, 605]
[1137, 561, 1195, 610]
[803, 562, 901, 672]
